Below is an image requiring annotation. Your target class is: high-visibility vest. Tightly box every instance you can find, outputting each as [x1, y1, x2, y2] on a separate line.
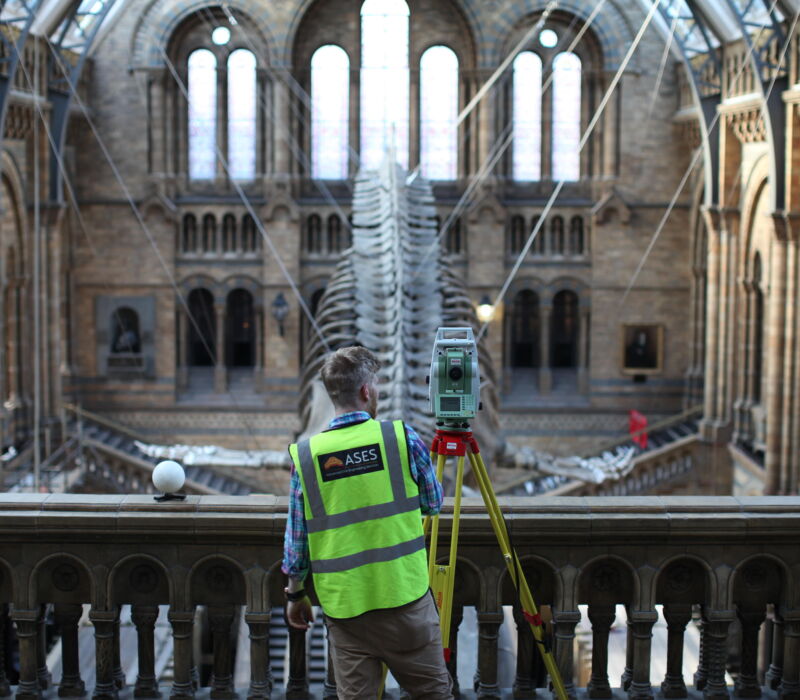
[289, 418, 429, 618]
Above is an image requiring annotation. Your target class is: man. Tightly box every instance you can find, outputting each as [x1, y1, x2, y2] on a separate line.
[282, 346, 453, 699]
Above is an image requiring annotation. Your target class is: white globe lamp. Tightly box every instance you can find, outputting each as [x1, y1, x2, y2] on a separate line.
[152, 460, 187, 501]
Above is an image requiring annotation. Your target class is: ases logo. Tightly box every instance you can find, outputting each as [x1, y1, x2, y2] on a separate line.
[317, 443, 385, 482]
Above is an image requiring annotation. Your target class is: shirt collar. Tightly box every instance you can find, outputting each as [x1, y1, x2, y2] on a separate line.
[328, 411, 372, 430]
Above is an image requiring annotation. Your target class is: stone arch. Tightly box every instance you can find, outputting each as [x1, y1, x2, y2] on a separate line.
[220, 275, 260, 299]
[499, 554, 558, 607]
[0, 556, 14, 602]
[730, 554, 789, 609]
[546, 276, 589, 305]
[179, 274, 221, 303]
[0, 151, 28, 274]
[109, 553, 171, 605]
[577, 554, 637, 607]
[30, 553, 94, 606]
[130, 0, 278, 69]
[654, 554, 712, 606]
[189, 554, 247, 605]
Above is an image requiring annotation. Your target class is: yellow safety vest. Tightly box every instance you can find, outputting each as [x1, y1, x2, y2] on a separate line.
[289, 419, 429, 618]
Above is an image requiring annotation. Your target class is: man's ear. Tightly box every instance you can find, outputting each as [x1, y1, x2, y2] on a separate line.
[358, 383, 370, 402]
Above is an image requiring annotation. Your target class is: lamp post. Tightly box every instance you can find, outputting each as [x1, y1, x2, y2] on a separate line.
[272, 292, 289, 337]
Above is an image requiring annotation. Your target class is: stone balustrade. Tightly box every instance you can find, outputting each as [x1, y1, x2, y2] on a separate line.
[0, 495, 797, 699]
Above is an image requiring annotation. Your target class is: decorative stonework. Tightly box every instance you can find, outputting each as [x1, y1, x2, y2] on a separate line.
[730, 109, 767, 144]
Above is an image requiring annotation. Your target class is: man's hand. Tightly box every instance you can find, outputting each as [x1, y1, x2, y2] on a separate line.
[285, 588, 314, 630]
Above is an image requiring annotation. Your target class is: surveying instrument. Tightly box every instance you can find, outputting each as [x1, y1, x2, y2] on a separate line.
[426, 327, 568, 700]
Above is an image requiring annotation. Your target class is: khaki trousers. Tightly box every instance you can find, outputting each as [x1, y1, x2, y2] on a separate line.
[325, 591, 454, 699]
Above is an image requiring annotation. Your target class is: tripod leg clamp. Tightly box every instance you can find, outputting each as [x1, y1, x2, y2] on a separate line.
[523, 611, 543, 627]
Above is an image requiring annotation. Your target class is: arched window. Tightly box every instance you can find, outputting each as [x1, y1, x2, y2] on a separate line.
[202, 214, 217, 253]
[569, 216, 584, 255]
[222, 214, 237, 252]
[188, 49, 217, 181]
[533, 216, 545, 255]
[552, 52, 581, 181]
[182, 214, 197, 252]
[111, 308, 141, 354]
[360, 0, 410, 169]
[242, 214, 257, 252]
[226, 289, 255, 367]
[512, 51, 542, 181]
[550, 216, 565, 255]
[420, 46, 458, 180]
[227, 49, 257, 181]
[446, 218, 465, 255]
[328, 214, 342, 253]
[187, 288, 216, 366]
[509, 215, 525, 254]
[311, 45, 350, 180]
[509, 290, 540, 368]
[306, 214, 322, 253]
[551, 290, 579, 368]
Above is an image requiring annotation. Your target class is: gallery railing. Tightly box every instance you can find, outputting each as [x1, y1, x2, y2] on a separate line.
[0, 495, 797, 699]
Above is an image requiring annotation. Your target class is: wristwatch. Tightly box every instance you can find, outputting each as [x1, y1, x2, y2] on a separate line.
[284, 587, 307, 602]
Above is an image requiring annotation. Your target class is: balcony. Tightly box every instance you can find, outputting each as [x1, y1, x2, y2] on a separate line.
[0, 495, 797, 699]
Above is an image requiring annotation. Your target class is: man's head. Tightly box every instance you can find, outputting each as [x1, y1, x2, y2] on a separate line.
[320, 346, 381, 417]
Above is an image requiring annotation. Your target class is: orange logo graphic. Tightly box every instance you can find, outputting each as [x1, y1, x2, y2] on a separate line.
[323, 456, 344, 470]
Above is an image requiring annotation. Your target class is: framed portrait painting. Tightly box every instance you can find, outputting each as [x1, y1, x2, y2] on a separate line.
[621, 324, 663, 374]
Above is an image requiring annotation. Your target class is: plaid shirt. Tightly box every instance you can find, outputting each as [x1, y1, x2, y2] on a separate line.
[282, 411, 442, 581]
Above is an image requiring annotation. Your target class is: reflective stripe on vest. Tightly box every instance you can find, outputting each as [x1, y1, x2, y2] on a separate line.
[296, 420, 418, 534]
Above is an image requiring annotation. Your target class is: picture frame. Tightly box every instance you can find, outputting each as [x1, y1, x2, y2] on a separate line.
[621, 324, 663, 374]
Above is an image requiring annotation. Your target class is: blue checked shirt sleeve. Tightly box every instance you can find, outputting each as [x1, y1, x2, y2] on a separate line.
[282, 466, 309, 581]
[404, 424, 442, 515]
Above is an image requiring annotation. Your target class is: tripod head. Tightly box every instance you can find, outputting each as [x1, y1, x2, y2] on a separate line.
[428, 327, 480, 431]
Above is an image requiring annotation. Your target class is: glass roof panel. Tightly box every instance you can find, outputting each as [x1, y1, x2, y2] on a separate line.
[728, 0, 784, 28]
[659, 0, 720, 53]
[52, 0, 114, 50]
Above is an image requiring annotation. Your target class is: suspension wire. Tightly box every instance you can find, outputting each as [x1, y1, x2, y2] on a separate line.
[36, 35, 270, 452]
[475, 0, 663, 343]
[411, 0, 608, 279]
[646, 10, 679, 122]
[619, 1, 797, 308]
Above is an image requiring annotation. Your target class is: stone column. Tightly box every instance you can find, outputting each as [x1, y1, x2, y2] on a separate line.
[780, 224, 799, 492]
[272, 76, 291, 178]
[512, 604, 543, 698]
[131, 605, 160, 698]
[702, 611, 734, 700]
[475, 611, 503, 699]
[621, 610, 634, 691]
[539, 305, 552, 395]
[733, 281, 754, 444]
[112, 608, 125, 690]
[715, 224, 730, 422]
[208, 606, 235, 699]
[254, 307, 264, 392]
[168, 610, 195, 698]
[734, 609, 765, 698]
[694, 613, 708, 691]
[780, 614, 800, 700]
[0, 604, 10, 696]
[602, 72, 618, 178]
[628, 610, 658, 700]
[578, 307, 590, 395]
[177, 306, 188, 390]
[13, 608, 41, 700]
[765, 611, 784, 689]
[552, 608, 581, 698]
[89, 608, 119, 700]
[35, 605, 51, 691]
[661, 604, 691, 698]
[244, 612, 272, 700]
[214, 303, 226, 393]
[54, 604, 86, 697]
[149, 71, 166, 179]
[446, 605, 463, 698]
[586, 605, 615, 698]
[765, 214, 788, 493]
[285, 609, 308, 699]
[701, 208, 722, 432]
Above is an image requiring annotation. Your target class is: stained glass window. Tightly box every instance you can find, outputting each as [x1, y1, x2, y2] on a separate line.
[227, 49, 257, 181]
[360, 0, 409, 170]
[552, 51, 581, 181]
[420, 46, 458, 180]
[188, 49, 217, 181]
[311, 45, 350, 179]
[512, 51, 542, 181]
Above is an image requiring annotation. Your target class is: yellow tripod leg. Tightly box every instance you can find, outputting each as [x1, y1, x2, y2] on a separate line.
[427, 452, 447, 579]
[467, 450, 569, 700]
[424, 452, 446, 538]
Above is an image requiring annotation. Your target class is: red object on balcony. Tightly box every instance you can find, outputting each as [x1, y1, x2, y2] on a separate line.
[629, 410, 648, 449]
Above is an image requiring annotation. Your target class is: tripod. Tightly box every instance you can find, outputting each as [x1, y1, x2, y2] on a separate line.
[426, 425, 568, 700]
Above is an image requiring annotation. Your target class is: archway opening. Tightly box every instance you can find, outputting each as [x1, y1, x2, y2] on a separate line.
[226, 289, 255, 368]
[551, 290, 579, 369]
[188, 289, 216, 366]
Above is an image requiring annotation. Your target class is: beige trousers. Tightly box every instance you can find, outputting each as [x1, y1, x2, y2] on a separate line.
[325, 591, 454, 700]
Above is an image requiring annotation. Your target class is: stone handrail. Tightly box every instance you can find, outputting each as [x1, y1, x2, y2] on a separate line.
[0, 495, 797, 699]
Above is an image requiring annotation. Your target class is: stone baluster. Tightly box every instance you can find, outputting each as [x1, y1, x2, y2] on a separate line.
[512, 604, 544, 699]
[112, 608, 125, 690]
[131, 605, 160, 698]
[628, 609, 658, 699]
[90, 608, 119, 700]
[765, 611, 784, 690]
[702, 611, 734, 700]
[168, 610, 196, 698]
[36, 605, 51, 691]
[244, 611, 272, 700]
[734, 609, 765, 698]
[586, 604, 615, 698]
[208, 606, 236, 699]
[780, 614, 800, 700]
[445, 605, 462, 698]
[476, 610, 503, 699]
[694, 611, 708, 691]
[0, 604, 10, 697]
[54, 604, 86, 697]
[285, 608, 308, 699]
[553, 608, 581, 699]
[661, 604, 691, 698]
[621, 609, 634, 691]
[13, 608, 42, 700]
